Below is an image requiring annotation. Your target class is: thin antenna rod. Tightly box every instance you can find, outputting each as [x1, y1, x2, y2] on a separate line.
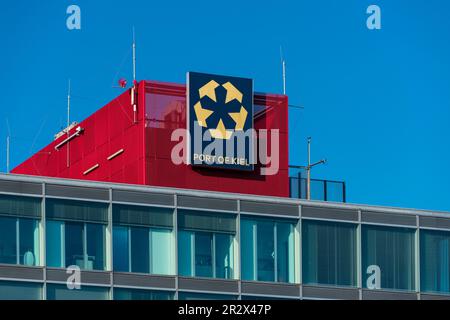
[280, 46, 286, 95]
[67, 79, 71, 168]
[67, 79, 71, 129]
[6, 136, 10, 174]
[132, 27, 136, 82]
[6, 119, 10, 174]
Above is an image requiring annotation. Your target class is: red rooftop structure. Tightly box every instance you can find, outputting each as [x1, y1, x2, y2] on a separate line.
[12, 80, 289, 197]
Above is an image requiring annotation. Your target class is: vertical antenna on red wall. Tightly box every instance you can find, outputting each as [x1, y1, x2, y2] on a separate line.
[132, 27, 138, 124]
[132, 26, 136, 82]
[67, 79, 71, 168]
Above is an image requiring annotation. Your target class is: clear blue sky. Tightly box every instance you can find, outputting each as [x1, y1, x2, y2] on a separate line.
[0, 0, 449, 211]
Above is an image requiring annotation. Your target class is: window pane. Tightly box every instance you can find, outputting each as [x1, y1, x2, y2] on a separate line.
[195, 232, 213, 278]
[178, 230, 194, 277]
[362, 225, 415, 291]
[0, 281, 42, 300]
[178, 292, 237, 300]
[277, 222, 295, 283]
[131, 227, 149, 273]
[241, 219, 256, 281]
[114, 288, 174, 300]
[421, 230, 450, 294]
[46, 284, 109, 300]
[215, 233, 233, 279]
[0, 217, 16, 264]
[257, 221, 275, 282]
[151, 228, 174, 275]
[46, 220, 62, 267]
[19, 218, 39, 266]
[87, 223, 105, 270]
[113, 226, 129, 272]
[303, 220, 357, 287]
[65, 222, 84, 269]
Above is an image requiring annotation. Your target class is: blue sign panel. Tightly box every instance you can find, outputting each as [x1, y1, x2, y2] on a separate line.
[187, 72, 254, 171]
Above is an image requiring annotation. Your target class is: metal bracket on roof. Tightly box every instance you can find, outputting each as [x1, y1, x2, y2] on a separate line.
[55, 126, 84, 150]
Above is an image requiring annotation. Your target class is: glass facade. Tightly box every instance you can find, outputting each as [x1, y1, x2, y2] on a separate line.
[241, 217, 296, 283]
[178, 210, 236, 279]
[114, 288, 174, 300]
[2, 179, 450, 300]
[112, 204, 175, 275]
[362, 225, 415, 291]
[420, 229, 450, 294]
[0, 281, 42, 300]
[0, 216, 40, 266]
[46, 220, 106, 270]
[302, 220, 357, 287]
[46, 284, 109, 300]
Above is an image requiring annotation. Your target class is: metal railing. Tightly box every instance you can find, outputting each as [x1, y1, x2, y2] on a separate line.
[289, 167, 346, 203]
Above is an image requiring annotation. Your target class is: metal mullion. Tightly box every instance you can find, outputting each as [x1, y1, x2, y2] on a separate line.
[149, 228, 152, 274]
[274, 223, 278, 282]
[128, 228, 132, 272]
[83, 223, 88, 270]
[16, 218, 20, 265]
[253, 223, 257, 280]
[212, 233, 216, 278]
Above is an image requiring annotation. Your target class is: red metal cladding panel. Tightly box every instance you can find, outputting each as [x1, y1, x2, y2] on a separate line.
[12, 84, 146, 186]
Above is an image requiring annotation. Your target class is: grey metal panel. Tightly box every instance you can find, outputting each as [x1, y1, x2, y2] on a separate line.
[113, 190, 174, 207]
[46, 268, 110, 285]
[362, 211, 416, 227]
[178, 195, 237, 212]
[113, 273, 176, 289]
[302, 286, 359, 300]
[302, 206, 358, 222]
[46, 184, 109, 201]
[420, 293, 450, 300]
[419, 216, 450, 230]
[0, 179, 42, 195]
[178, 277, 239, 293]
[241, 281, 300, 297]
[0, 265, 44, 281]
[240, 201, 298, 217]
[362, 289, 417, 300]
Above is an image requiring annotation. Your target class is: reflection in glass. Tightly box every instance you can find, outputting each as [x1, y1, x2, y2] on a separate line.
[257, 221, 275, 282]
[113, 226, 129, 272]
[46, 220, 63, 267]
[421, 229, 450, 294]
[195, 232, 213, 278]
[362, 225, 415, 291]
[0, 217, 17, 264]
[302, 220, 357, 287]
[131, 227, 149, 273]
[65, 222, 84, 269]
[19, 219, 39, 266]
[87, 223, 105, 270]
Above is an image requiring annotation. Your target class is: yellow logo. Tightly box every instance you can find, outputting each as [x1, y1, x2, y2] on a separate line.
[193, 80, 248, 140]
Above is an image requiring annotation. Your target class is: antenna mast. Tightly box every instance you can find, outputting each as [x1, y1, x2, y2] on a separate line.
[67, 79, 71, 129]
[280, 46, 286, 95]
[6, 136, 9, 174]
[132, 27, 136, 82]
[6, 119, 10, 174]
[67, 79, 71, 168]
